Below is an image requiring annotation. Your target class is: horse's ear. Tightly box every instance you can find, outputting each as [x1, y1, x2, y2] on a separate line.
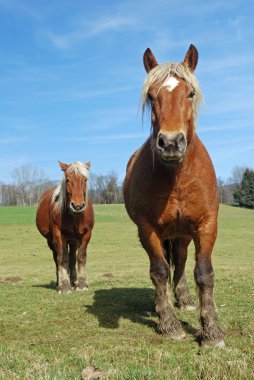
[143, 48, 158, 73]
[183, 44, 198, 72]
[84, 161, 91, 169]
[58, 161, 69, 171]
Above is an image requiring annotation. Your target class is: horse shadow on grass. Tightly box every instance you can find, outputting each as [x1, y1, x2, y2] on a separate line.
[85, 287, 156, 330]
[84, 287, 197, 337]
[32, 281, 57, 290]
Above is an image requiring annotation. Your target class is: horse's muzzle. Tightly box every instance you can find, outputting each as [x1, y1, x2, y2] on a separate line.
[70, 202, 86, 214]
[156, 131, 187, 165]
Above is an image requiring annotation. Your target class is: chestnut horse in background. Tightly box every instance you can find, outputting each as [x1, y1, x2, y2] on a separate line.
[123, 45, 225, 347]
[36, 161, 94, 294]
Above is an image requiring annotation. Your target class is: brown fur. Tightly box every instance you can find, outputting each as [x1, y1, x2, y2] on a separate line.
[36, 161, 94, 293]
[123, 45, 224, 347]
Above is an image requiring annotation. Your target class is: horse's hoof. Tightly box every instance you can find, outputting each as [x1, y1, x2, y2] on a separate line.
[158, 320, 186, 341]
[184, 305, 196, 311]
[170, 330, 186, 341]
[177, 300, 196, 311]
[58, 289, 72, 295]
[201, 339, 225, 349]
[58, 280, 72, 294]
[76, 286, 88, 292]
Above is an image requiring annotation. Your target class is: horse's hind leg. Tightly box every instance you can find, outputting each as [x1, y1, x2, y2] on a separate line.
[47, 239, 59, 287]
[69, 242, 77, 288]
[139, 225, 185, 340]
[164, 237, 195, 310]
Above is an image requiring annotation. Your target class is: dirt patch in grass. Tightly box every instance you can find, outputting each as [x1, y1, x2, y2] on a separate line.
[1, 276, 23, 284]
[102, 273, 114, 278]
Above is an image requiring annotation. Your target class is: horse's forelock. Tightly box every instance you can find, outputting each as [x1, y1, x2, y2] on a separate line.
[66, 162, 90, 178]
[140, 62, 203, 122]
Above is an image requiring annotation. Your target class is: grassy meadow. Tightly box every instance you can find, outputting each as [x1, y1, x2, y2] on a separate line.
[0, 204, 254, 379]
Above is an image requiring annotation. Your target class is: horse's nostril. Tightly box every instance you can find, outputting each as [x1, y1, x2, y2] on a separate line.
[158, 135, 165, 149]
[176, 132, 186, 146]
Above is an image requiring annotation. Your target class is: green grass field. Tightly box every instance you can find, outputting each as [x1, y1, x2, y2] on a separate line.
[0, 204, 254, 379]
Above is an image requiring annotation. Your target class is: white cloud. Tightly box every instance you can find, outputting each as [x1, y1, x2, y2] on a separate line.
[200, 54, 254, 74]
[45, 15, 136, 50]
[62, 132, 147, 143]
[199, 121, 254, 134]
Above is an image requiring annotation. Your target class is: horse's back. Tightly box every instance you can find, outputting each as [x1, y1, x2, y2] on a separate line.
[36, 188, 54, 238]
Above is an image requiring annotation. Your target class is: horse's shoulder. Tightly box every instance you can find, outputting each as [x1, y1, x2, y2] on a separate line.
[126, 149, 139, 172]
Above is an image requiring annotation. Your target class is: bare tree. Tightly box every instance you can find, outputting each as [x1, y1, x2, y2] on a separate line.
[217, 177, 226, 204]
[88, 171, 123, 204]
[1, 184, 19, 206]
[10, 165, 49, 206]
[1, 166, 124, 206]
[106, 171, 119, 203]
[229, 166, 247, 186]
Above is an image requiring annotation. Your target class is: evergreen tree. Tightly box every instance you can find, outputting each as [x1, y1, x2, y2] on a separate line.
[234, 169, 254, 209]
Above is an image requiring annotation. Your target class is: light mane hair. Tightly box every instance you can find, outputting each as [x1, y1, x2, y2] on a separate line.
[51, 161, 90, 212]
[141, 62, 203, 124]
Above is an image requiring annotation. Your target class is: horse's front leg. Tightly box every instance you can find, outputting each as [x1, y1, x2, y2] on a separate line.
[139, 225, 185, 340]
[69, 242, 78, 288]
[194, 220, 225, 347]
[76, 229, 91, 291]
[53, 227, 71, 294]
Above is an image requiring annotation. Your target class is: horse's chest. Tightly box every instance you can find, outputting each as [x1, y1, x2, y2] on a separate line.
[158, 198, 189, 231]
[135, 186, 196, 236]
[61, 219, 87, 241]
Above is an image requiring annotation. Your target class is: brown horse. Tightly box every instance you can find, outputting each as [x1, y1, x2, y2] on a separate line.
[36, 161, 94, 294]
[123, 44, 225, 347]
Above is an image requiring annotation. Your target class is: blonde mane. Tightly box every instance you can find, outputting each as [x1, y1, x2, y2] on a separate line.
[51, 162, 89, 212]
[141, 62, 203, 124]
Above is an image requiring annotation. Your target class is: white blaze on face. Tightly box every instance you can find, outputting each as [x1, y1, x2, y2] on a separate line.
[163, 76, 179, 92]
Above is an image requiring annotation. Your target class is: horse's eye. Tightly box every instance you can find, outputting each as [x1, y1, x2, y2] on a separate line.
[188, 91, 195, 99]
[66, 179, 69, 183]
[148, 93, 153, 101]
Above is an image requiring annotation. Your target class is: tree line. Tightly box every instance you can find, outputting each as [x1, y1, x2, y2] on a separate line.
[0, 166, 49, 206]
[0, 166, 123, 206]
[1, 165, 253, 208]
[217, 166, 254, 209]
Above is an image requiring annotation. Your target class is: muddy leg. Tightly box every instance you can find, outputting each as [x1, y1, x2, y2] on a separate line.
[53, 227, 71, 294]
[76, 230, 91, 291]
[139, 226, 185, 339]
[194, 226, 225, 347]
[170, 237, 195, 310]
[47, 239, 58, 287]
[69, 243, 77, 287]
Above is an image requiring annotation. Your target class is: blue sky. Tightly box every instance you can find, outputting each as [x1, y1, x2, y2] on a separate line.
[0, 0, 254, 183]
